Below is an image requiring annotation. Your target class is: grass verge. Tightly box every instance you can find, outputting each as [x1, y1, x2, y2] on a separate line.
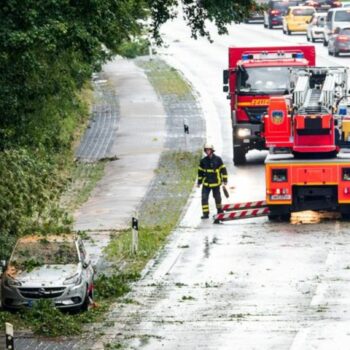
[61, 161, 106, 211]
[138, 60, 191, 97]
[106, 151, 200, 274]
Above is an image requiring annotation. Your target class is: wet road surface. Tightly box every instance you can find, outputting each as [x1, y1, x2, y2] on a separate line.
[95, 17, 350, 350]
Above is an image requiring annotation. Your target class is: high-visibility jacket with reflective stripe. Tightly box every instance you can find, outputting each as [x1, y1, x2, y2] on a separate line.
[198, 154, 228, 188]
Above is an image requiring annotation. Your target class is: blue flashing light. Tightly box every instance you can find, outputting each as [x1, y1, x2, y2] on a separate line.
[242, 54, 250, 61]
[295, 53, 304, 59]
[339, 106, 347, 116]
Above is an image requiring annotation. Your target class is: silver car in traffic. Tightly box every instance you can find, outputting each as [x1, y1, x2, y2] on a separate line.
[1, 234, 94, 311]
[306, 12, 326, 42]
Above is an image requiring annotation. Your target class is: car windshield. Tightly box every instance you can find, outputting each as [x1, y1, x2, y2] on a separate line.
[10, 239, 79, 270]
[335, 10, 350, 22]
[237, 67, 291, 95]
[292, 8, 314, 16]
[273, 1, 299, 10]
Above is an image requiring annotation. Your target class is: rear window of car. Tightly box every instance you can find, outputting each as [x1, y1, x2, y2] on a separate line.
[335, 10, 350, 22]
[341, 28, 350, 35]
[272, 1, 299, 10]
[292, 8, 315, 16]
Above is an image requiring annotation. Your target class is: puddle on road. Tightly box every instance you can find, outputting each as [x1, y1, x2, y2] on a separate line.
[291, 211, 340, 224]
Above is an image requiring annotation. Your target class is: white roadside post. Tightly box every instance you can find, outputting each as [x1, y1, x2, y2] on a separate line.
[5, 322, 14, 350]
[149, 39, 153, 59]
[131, 217, 139, 254]
[183, 118, 189, 150]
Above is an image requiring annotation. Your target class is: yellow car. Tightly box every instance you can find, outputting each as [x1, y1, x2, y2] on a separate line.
[283, 6, 315, 35]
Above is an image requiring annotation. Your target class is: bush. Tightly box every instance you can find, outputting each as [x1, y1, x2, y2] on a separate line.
[22, 300, 81, 337]
[118, 38, 150, 59]
[0, 149, 71, 258]
[94, 273, 140, 299]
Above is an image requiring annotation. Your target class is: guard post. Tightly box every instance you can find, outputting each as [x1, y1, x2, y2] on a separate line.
[131, 217, 139, 254]
[5, 323, 14, 350]
[183, 118, 189, 150]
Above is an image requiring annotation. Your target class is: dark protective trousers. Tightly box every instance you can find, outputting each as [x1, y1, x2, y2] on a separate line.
[202, 186, 223, 215]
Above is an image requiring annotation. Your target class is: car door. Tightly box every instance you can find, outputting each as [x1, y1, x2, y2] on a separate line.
[329, 27, 340, 51]
[325, 10, 333, 41]
[284, 8, 291, 29]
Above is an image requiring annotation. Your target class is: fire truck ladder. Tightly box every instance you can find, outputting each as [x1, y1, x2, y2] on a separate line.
[214, 200, 269, 222]
[292, 68, 348, 114]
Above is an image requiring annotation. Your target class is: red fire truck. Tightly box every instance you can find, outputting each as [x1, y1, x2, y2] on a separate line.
[264, 66, 350, 220]
[223, 46, 315, 165]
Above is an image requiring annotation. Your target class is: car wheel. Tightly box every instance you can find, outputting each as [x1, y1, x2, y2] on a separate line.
[311, 34, 316, 43]
[283, 28, 286, 34]
[287, 28, 291, 35]
[268, 21, 273, 29]
[264, 22, 267, 28]
[323, 39, 328, 47]
[334, 50, 339, 57]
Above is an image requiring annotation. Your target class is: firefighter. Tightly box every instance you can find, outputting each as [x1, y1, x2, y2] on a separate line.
[197, 144, 228, 219]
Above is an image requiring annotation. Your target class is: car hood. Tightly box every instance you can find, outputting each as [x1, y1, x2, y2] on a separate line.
[8, 264, 79, 285]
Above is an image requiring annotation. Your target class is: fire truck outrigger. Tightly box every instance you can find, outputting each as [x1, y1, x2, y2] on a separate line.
[264, 66, 350, 220]
[223, 46, 315, 165]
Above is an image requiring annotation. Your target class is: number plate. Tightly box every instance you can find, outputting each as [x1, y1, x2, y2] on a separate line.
[270, 194, 291, 200]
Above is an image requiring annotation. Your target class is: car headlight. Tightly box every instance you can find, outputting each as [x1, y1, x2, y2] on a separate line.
[63, 273, 82, 285]
[237, 128, 251, 138]
[4, 276, 22, 287]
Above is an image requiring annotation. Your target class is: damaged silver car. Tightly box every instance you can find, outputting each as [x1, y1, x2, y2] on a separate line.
[1, 234, 94, 311]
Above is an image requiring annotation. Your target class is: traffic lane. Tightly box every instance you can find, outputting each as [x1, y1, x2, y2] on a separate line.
[103, 219, 350, 350]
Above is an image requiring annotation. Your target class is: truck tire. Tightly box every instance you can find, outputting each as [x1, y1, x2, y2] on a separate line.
[233, 147, 246, 166]
[268, 214, 279, 221]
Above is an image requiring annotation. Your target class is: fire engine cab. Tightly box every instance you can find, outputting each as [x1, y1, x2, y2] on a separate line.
[223, 46, 315, 165]
[264, 66, 350, 220]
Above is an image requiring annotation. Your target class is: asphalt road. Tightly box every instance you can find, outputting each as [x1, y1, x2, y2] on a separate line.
[97, 18, 350, 350]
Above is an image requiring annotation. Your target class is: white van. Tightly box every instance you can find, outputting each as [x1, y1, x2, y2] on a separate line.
[323, 8, 350, 46]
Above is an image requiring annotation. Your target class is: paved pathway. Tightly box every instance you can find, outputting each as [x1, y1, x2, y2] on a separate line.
[74, 58, 166, 232]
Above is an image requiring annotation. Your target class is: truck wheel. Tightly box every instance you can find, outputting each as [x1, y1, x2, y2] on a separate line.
[280, 213, 291, 222]
[342, 213, 350, 220]
[233, 147, 246, 166]
[268, 214, 279, 221]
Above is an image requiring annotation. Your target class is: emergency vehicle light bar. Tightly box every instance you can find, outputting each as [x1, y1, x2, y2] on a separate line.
[241, 51, 304, 61]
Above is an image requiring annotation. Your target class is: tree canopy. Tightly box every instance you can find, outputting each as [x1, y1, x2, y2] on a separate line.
[0, 0, 255, 149]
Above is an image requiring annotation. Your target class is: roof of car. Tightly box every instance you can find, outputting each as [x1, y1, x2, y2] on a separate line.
[17, 234, 77, 244]
[328, 7, 350, 12]
[289, 5, 315, 9]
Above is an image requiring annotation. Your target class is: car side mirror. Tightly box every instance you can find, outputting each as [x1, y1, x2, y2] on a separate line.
[223, 69, 229, 85]
[83, 260, 91, 269]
